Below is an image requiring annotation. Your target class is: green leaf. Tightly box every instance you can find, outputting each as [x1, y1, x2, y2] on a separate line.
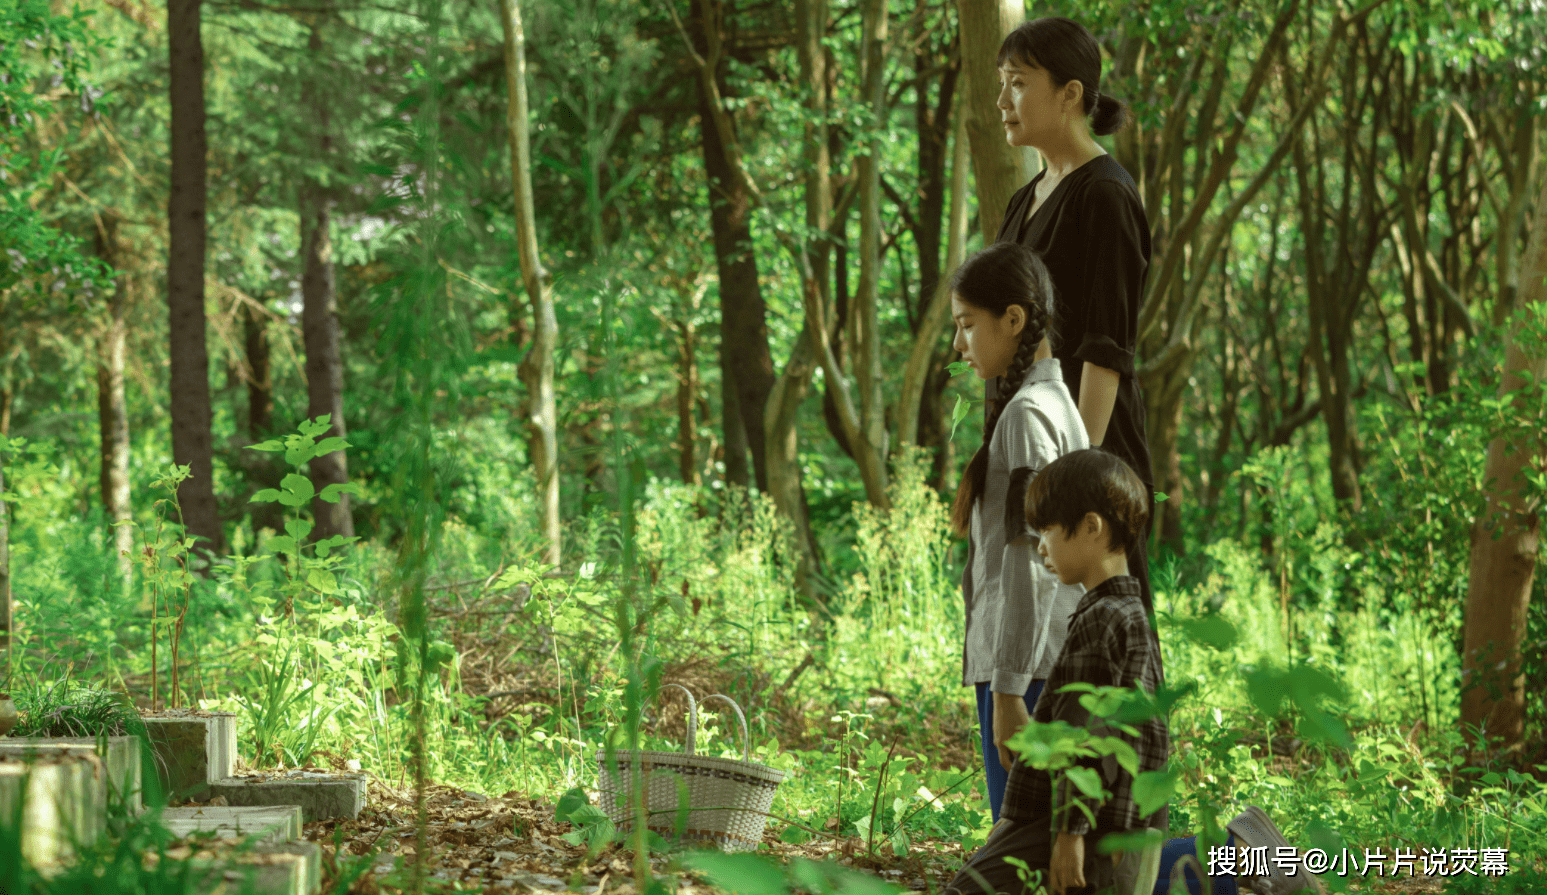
[267, 536, 297, 556]
[319, 482, 363, 504]
[307, 568, 339, 595]
[949, 395, 972, 440]
[285, 517, 314, 543]
[679, 852, 789, 895]
[248, 439, 285, 452]
[947, 361, 972, 377]
[313, 436, 349, 456]
[1132, 768, 1178, 817]
[298, 415, 332, 438]
[1174, 614, 1238, 651]
[279, 473, 315, 507]
[250, 488, 282, 504]
[1065, 766, 1104, 799]
[555, 787, 589, 824]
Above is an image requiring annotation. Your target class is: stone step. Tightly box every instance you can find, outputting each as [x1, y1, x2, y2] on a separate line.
[0, 735, 143, 814]
[211, 769, 366, 822]
[186, 839, 322, 895]
[161, 804, 302, 845]
[140, 711, 236, 801]
[0, 751, 106, 871]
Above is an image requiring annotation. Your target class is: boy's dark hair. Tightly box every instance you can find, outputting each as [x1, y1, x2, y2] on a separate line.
[1024, 449, 1149, 554]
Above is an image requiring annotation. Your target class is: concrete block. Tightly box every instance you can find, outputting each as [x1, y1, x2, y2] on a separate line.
[189, 840, 322, 895]
[211, 770, 366, 822]
[140, 711, 236, 800]
[0, 751, 106, 871]
[0, 735, 143, 814]
[162, 804, 302, 844]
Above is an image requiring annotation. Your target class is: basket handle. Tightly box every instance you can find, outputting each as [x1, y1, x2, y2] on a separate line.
[660, 684, 699, 755]
[697, 693, 751, 763]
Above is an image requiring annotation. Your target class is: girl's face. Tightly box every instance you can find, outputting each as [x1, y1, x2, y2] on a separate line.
[997, 59, 1078, 149]
[951, 292, 1025, 380]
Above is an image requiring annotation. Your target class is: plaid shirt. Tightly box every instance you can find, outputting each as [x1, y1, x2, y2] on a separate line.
[1001, 575, 1169, 836]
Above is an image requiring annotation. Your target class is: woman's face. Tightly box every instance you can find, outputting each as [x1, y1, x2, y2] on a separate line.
[951, 292, 1025, 380]
[997, 58, 1074, 149]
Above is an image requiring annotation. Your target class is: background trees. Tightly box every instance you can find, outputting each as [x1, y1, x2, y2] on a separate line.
[2, 0, 1544, 754]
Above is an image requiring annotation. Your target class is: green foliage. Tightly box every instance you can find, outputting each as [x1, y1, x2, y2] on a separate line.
[11, 677, 144, 740]
[680, 851, 905, 895]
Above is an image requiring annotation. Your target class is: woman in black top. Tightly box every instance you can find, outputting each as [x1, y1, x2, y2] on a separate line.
[990, 17, 1158, 621]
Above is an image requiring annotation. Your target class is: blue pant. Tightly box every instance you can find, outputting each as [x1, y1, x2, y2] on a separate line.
[1155, 835, 1238, 895]
[974, 680, 1045, 822]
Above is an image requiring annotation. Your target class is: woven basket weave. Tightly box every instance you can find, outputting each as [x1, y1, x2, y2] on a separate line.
[595, 685, 785, 852]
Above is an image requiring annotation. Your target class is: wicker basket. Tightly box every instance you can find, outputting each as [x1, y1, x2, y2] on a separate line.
[595, 685, 785, 852]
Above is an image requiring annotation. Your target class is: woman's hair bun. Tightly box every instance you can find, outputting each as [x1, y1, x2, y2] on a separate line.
[1090, 92, 1131, 136]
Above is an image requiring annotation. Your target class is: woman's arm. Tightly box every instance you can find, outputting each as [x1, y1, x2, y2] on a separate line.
[1077, 362, 1119, 446]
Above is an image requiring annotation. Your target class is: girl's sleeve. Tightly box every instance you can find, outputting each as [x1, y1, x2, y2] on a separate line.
[1074, 181, 1147, 378]
[989, 398, 1070, 694]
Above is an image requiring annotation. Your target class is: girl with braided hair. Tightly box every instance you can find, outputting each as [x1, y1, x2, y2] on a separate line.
[950, 241, 1089, 821]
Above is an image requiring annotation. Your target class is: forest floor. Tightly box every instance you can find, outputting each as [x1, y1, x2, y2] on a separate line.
[291, 768, 1462, 894]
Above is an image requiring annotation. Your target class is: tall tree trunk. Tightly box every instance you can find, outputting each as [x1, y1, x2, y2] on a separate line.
[697, 70, 775, 492]
[1461, 173, 1547, 754]
[243, 302, 285, 535]
[300, 23, 353, 542]
[167, 0, 224, 558]
[898, 109, 968, 448]
[954, 0, 1030, 244]
[764, 0, 827, 596]
[95, 215, 134, 590]
[500, 0, 561, 566]
[849, 0, 890, 501]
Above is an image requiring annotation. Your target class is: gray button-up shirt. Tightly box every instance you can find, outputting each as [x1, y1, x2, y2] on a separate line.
[961, 357, 1089, 693]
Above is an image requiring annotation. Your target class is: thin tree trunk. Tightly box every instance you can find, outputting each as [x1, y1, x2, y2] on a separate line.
[500, 0, 561, 566]
[95, 215, 134, 590]
[167, 0, 224, 559]
[697, 70, 775, 492]
[850, 0, 890, 501]
[898, 110, 968, 448]
[954, 0, 1030, 244]
[243, 303, 285, 535]
[1461, 173, 1547, 753]
[764, 0, 827, 595]
[301, 24, 353, 542]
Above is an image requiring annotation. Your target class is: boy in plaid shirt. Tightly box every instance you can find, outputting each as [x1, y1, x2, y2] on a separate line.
[947, 449, 1167, 895]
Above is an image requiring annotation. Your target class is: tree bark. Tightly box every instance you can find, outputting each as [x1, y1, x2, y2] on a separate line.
[953, 0, 1030, 244]
[167, 0, 224, 558]
[848, 0, 890, 503]
[500, 0, 561, 566]
[300, 24, 352, 542]
[95, 215, 134, 589]
[243, 302, 285, 535]
[898, 109, 968, 448]
[1461, 172, 1547, 754]
[763, 0, 827, 593]
[696, 59, 775, 493]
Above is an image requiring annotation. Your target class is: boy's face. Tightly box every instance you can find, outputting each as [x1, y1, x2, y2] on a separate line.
[1035, 513, 1107, 587]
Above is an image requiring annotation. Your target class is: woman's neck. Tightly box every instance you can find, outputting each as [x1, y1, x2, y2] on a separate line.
[1037, 128, 1106, 181]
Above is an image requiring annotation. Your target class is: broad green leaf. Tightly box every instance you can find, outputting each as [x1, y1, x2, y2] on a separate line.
[1132, 768, 1178, 817]
[307, 568, 339, 595]
[285, 517, 314, 542]
[554, 787, 589, 823]
[279, 473, 315, 507]
[267, 536, 297, 555]
[248, 439, 285, 452]
[250, 488, 282, 504]
[319, 482, 363, 504]
[313, 436, 349, 456]
[298, 415, 332, 438]
[1065, 766, 1104, 799]
[679, 852, 788, 895]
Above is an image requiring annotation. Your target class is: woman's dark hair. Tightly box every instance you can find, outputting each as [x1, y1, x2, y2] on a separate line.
[997, 17, 1131, 136]
[949, 242, 1056, 536]
[1024, 449, 1149, 554]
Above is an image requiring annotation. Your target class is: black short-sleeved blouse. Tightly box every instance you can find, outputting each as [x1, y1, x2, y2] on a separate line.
[993, 154, 1155, 490]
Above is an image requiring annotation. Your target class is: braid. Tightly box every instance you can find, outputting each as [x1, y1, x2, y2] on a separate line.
[948, 242, 1056, 536]
[951, 301, 1052, 536]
